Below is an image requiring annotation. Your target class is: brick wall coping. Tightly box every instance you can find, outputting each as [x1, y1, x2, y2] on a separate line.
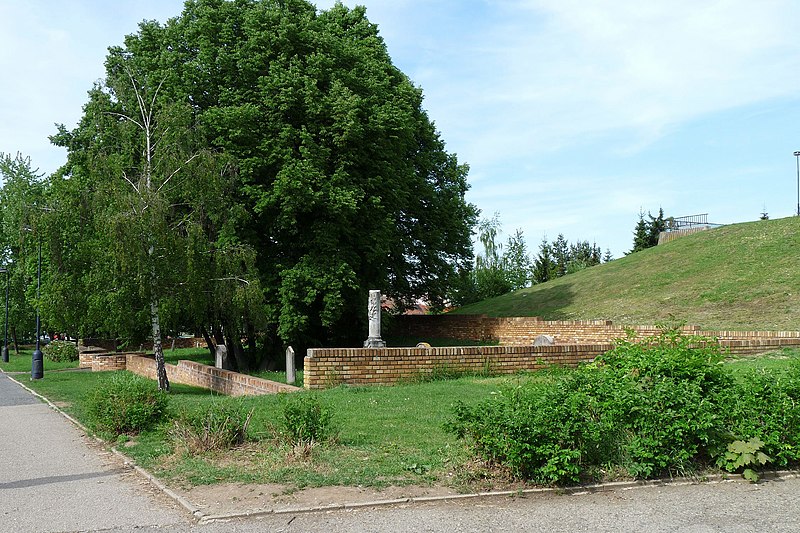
[79, 351, 300, 396]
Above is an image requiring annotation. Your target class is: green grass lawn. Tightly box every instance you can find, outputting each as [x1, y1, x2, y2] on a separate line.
[0, 349, 79, 373]
[724, 347, 800, 378]
[17, 351, 798, 491]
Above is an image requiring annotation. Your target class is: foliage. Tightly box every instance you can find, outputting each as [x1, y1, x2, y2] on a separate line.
[0, 153, 44, 347]
[35, 0, 477, 362]
[533, 234, 601, 284]
[85, 372, 169, 435]
[718, 437, 771, 482]
[281, 393, 334, 444]
[630, 208, 666, 253]
[447, 331, 800, 485]
[21, 353, 800, 490]
[171, 400, 253, 454]
[716, 362, 800, 469]
[455, 216, 604, 305]
[42, 340, 79, 362]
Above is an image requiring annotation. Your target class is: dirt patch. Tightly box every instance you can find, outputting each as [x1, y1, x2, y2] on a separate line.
[180, 482, 463, 515]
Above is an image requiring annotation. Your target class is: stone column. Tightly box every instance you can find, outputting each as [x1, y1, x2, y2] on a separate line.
[363, 289, 386, 348]
[285, 346, 296, 385]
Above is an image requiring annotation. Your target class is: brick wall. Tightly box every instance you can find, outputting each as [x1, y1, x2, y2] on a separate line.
[79, 352, 299, 395]
[304, 344, 612, 389]
[124, 355, 301, 395]
[391, 315, 800, 348]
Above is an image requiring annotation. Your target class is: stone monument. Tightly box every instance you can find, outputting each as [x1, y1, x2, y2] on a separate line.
[286, 346, 296, 385]
[363, 289, 386, 348]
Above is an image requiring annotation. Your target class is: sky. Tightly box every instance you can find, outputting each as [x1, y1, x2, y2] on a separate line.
[2, 1, 800, 259]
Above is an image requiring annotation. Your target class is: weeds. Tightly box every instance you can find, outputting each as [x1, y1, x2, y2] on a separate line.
[171, 400, 254, 454]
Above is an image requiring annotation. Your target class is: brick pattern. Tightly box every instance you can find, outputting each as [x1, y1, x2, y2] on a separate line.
[304, 344, 612, 389]
[80, 352, 300, 396]
[391, 315, 800, 348]
[303, 315, 800, 390]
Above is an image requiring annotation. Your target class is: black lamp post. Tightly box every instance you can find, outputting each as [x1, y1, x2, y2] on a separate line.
[0, 267, 8, 363]
[794, 151, 800, 216]
[31, 241, 42, 380]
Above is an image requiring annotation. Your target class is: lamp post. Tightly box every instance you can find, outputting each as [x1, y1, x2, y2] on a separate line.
[0, 267, 8, 363]
[794, 151, 800, 216]
[31, 240, 42, 380]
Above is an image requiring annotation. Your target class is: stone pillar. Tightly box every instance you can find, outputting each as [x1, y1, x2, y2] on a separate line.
[215, 344, 234, 370]
[363, 289, 386, 348]
[286, 346, 296, 385]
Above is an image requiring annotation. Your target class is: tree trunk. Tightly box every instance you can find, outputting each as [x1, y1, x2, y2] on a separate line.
[222, 326, 242, 372]
[150, 244, 169, 392]
[201, 325, 216, 359]
[11, 326, 18, 355]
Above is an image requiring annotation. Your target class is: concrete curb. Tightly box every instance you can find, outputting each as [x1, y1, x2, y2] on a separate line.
[4, 370, 800, 525]
[195, 470, 800, 524]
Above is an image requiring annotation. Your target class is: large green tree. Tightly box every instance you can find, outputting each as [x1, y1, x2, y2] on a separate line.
[0, 153, 46, 353]
[51, 0, 476, 363]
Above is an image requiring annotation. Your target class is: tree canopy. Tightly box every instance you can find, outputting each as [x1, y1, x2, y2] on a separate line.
[36, 0, 477, 365]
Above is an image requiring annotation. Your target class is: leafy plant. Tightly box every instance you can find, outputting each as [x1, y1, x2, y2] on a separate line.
[281, 393, 334, 444]
[85, 372, 169, 435]
[446, 331, 794, 484]
[171, 400, 254, 454]
[718, 437, 771, 482]
[42, 340, 79, 363]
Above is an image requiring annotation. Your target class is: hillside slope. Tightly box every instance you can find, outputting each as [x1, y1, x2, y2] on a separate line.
[453, 217, 800, 331]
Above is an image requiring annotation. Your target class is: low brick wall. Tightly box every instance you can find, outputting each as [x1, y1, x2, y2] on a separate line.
[90, 353, 132, 372]
[304, 344, 612, 389]
[125, 355, 301, 395]
[79, 352, 299, 395]
[391, 315, 800, 350]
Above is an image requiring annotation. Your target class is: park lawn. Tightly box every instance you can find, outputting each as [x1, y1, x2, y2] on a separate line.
[724, 347, 800, 378]
[0, 349, 79, 373]
[21, 369, 542, 490]
[18, 351, 799, 491]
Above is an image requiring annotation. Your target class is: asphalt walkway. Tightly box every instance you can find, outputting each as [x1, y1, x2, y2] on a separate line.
[0, 372, 190, 532]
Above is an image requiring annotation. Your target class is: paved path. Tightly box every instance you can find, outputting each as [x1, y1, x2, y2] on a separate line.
[0, 372, 191, 532]
[2, 370, 800, 532]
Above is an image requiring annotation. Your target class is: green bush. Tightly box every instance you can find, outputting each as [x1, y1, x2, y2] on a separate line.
[717, 366, 800, 467]
[171, 400, 253, 454]
[447, 331, 800, 485]
[42, 340, 79, 362]
[281, 393, 333, 443]
[86, 372, 169, 435]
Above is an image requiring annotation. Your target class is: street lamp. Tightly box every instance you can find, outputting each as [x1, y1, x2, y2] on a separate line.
[794, 151, 800, 216]
[0, 267, 8, 363]
[31, 240, 42, 380]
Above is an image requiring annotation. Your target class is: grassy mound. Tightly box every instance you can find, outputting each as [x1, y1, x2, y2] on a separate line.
[453, 217, 800, 330]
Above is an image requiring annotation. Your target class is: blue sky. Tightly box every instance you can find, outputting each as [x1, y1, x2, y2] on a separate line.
[2, 1, 800, 258]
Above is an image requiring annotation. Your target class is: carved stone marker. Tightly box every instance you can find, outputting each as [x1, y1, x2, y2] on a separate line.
[215, 344, 234, 370]
[363, 289, 386, 348]
[286, 346, 296, 385]
[533, 334, 555, 346]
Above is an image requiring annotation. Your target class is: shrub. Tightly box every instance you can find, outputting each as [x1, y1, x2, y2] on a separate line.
[85, 372, 169, 435]
[171, 400, 253, 454]
[42, 340, 79, 362]
[281, 393, 333, 443]
[717, 367, 800, 467]
[448, 378, 603, 484]
[446, 330, 799, 485]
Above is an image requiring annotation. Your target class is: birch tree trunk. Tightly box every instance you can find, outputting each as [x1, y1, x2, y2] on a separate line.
[150, 243, 169, 391]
